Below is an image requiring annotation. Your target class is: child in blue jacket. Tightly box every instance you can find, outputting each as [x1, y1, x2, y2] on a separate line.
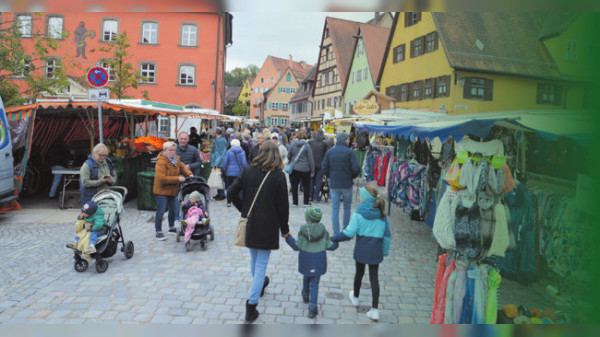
[331, 183, 391, 322]
[285, 207, 338, 318]
[66, 201, 107, 254]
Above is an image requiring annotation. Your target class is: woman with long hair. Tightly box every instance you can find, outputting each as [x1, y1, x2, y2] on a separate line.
[227, 140, 290, 323]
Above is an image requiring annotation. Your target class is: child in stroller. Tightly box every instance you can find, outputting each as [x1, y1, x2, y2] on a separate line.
[176, 177, 214, 251]
[66, 201, 107, 255]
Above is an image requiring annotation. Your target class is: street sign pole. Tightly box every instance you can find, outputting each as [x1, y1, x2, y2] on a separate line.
[88, 65, 110, 144]
[98, 98, 103, 144]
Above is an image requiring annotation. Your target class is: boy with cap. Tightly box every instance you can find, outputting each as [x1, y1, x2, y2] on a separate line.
[66, 201, 107, 254]
[285, 207, 338, 318]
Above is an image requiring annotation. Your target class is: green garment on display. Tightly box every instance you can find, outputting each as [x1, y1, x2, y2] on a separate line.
[484, 269, 502, 324]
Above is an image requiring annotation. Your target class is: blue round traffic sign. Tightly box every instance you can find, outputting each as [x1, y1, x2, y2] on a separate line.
[88, 67, 109, 87]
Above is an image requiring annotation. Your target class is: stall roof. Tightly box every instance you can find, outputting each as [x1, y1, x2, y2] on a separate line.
[354, 109, 592, 146]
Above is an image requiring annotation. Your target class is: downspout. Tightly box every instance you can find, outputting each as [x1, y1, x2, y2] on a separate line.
[214, 13, 222, 111]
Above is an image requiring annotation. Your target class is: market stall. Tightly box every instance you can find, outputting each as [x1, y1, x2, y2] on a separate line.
[353, 109, 593, 324]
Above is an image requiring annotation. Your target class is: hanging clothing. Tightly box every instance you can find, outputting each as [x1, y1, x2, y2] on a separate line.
[433, 258, 455, 324]
[453, 260, 468, 324]
[443, 266, 458, 324]
[430, 253, 448, 324]
[471, 266, 485, 324]
[484, 268, 502, 324]
[454, 201, 481, 259]
[459, 267, 476, 324]
[433, 189, 459, 250]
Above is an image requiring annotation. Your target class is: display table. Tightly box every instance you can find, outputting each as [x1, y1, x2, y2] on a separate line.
[51, 168, 80, 209]
[111, 153, 152, 200]
[137, 171, 157, 210]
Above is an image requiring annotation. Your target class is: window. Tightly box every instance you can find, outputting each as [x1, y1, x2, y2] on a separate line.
[393, 44, 405, 63]
[537, 83, 563, 106]
[328, 71, 333, 85]
[400, 84, 409, 102]
[410, 81, 423, 101]
[405, 12, 422, 27]
[410, 37, 424, 58]
[271, 77, 274, 83]
[357, 40, 364, 56]
[363, 68, 368, 81]
[385, 85, 396, 99]
[141, 21, 158, 44]
[271, 102, 278, 110]
[158, 116, 170, 134]
[101, 61, 116, 81]
[277, 71, 281, 79]
[46, 58, 60, 78]
[254, 98, 258, 104]
[261, 78, 264, 83]
[140, 63, 156, 83]
[14, 57, 31, 78]
[181, 24, 197, 46]
[179, 65, 195, 85]
[435, 75, 450, 98]
[46, 15, 64, 39]
[321, 73, 326, 87]
[425, 32, 439, 53]
[566, 40, 578, 61]
[102, 19, 118, 42]
[281, 103, 289, 110]
[16, 14, 33, 37]
[270, 118, 278, 126]
[463, 77, 493, 100]
[424, 79, 433, 99]
[325, 28, 329, 38]
[286, 73, 291, 82]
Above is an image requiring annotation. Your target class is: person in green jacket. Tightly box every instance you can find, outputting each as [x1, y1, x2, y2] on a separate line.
[66, 201, 107, 254]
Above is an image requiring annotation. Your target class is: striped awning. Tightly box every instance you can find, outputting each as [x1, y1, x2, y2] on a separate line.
[6, 106, 35, 121]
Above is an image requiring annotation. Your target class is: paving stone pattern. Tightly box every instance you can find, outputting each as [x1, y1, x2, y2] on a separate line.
[0, 187, 545, 324]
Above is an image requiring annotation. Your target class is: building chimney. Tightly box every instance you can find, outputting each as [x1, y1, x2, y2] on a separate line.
[288, 54, 293, 67]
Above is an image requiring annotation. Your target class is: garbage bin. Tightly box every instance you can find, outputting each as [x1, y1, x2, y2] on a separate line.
[137, 171, 157, 210]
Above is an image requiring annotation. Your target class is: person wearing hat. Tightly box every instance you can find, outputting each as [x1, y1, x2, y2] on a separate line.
[66, 201, 107, 254]
[284, 207, 338, 319]
[182, 190, 209, 225]
[321, 131, 361, 234]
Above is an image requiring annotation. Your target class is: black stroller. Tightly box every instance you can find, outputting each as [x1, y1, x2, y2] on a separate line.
[176, 177, 214, 251]
[73, 186, 134, 273]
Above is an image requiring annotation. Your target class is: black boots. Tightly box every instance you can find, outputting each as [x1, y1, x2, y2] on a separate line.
[245, 300, 259, 323]
[260, 276, 269, 297]
[308, 303, 318, 319]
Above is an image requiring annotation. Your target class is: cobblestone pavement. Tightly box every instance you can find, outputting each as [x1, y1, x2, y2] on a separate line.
[0, 187, 545, 324]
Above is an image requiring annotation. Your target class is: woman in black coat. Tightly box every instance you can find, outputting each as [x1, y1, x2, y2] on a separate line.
[227, 140, 290, 323]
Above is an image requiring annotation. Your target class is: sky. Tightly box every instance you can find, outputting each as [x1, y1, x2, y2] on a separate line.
[226, 12, 379, 71]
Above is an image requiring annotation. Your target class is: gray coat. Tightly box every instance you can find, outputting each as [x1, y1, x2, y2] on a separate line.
[287, 140, 315, 173]
[308, 133, 328, 170]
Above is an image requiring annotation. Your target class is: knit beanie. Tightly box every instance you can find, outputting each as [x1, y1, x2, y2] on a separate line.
[189, 191, 202, 201]
[336, 132, 349, 142]
[305, 207, 323, 224]
[81, 201, 98, 215]
[360, 187, 376, 203]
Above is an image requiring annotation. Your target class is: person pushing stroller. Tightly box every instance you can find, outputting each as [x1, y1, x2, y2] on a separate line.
[66, 201, 107, 255]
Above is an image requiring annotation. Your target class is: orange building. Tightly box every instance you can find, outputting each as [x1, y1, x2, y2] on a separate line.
[249, 55, 312, 121]
[6, 12, 231, 111]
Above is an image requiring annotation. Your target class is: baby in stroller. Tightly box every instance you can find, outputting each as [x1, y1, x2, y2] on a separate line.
[66, 201, 107, 254]
[181, 191, 209, 226]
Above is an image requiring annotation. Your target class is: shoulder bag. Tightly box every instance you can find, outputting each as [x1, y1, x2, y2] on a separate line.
[234, 171, 271, 247]
[284, 144, 306, 175]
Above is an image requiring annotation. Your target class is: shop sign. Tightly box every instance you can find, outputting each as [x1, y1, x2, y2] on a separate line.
[353, 100, 379, 115]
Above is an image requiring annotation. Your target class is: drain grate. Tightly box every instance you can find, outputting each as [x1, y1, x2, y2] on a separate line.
[326, 291, 344, 300]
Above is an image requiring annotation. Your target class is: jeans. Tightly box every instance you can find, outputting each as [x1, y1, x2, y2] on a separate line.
[330, 188, 353, 234]
[248, 248, 271, 305]
[155, 195, 178, 233]
[310, 168, 323, 201]
[302, 275, 321, 305]
[49, 165, 66, 198]
[290, 170, 311, 205]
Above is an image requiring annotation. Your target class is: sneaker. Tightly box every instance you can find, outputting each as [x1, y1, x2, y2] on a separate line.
[303, 203, 312, 207]
[348, 290, 359, 307]
[66, 242, 77, 249]
[85, 245, 96, 254]
[156, 232, 166, 241]
[168, 227, 176, 234]
[227, 202, 232, 207]
[366, 308, 380, 321]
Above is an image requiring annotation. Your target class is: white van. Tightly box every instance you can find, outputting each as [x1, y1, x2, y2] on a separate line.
[0, 96, 17, 209]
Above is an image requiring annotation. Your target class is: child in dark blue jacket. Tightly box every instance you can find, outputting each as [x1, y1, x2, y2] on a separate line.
[332, 183, 391, 322]
[285, 207, 338, 318]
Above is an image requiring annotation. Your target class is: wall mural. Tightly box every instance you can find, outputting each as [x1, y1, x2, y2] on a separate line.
[74, 21, 96, 59]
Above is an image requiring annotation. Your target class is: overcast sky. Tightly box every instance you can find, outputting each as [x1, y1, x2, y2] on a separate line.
[226, 12, 379, 71]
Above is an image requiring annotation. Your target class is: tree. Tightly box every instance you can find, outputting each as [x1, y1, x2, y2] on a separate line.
[232, 102, 250, 116]
[0, 13, 70, 107]
[225, 64, 259, 87]
[98, 31, 149, 100]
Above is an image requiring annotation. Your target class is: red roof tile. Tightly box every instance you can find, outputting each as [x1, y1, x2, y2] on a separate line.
[269, 56, 313, 81]
[326, 17, 362, 86]
[360, 24, 391, 83]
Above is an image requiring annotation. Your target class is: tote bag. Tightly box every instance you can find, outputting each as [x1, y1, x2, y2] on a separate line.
[207, 168, 222, 189]
[234, 171, 271, 247]
[284, 144, 306, 175]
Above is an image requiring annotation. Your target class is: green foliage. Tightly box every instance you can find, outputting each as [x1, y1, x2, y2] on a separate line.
[0, 13, 70, 107]
[232, 102, 249, 116]
[225, 64, 259, 87]
[98, 31, 147, 100]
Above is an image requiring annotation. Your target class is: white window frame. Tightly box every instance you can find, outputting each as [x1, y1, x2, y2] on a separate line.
[270, 117, 278, 126]
[179, 65, 195, 85]
[181, 24, 198, 47]
[101, 61, 116, 81]
[102, 19, 119, 42]
[140, 63, 156, 83]
[158, 116, 170, 135]
[14, 58, 31, 78]
[46, 58, 59, 79]
[16, 14, 33, 37]
[47, 16, 64, 39]
[142, 21, 158, 44]
[281, 103, 289, 110]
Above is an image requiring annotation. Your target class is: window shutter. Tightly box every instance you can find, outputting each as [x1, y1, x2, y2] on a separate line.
[393, 46, 398, 63]
[484, 79, 494, 101]
[463, 77, 472, 99]
[410, 40, 415, 58]
[432, 77, 438, 97]
[434, 32, 439, 51]
[418, 81, 424, 100]
[555, 84, 563, 106]
[404, 13, 409, 27]
[417, 12, 422, 22]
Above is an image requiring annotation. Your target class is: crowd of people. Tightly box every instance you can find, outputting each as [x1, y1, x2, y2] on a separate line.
[65, 124, 392, 323]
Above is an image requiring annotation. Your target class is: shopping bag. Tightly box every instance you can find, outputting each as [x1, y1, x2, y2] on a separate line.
[234, 217, 247, 247]
[207, 168, 222, 189]
[284, 163, 294, 175]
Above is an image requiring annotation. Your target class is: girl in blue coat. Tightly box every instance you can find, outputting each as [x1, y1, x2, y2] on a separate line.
[331, 182, 391, 322]
[222, 139, 248, 206]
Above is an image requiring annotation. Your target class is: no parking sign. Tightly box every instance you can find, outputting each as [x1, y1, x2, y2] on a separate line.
[87, 67, 109, 87]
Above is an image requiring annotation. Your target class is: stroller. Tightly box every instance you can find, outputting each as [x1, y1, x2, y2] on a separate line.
[176, 177, 214, 251]
[73, 186, 134, 273]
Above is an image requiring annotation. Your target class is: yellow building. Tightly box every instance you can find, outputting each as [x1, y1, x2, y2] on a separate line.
[378, 12, 592, 115]
[238, 77, 254, 105]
